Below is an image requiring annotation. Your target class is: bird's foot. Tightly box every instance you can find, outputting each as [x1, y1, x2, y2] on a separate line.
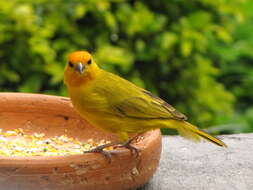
[83, 142, 118, 162]
[115, 136, 140, 157]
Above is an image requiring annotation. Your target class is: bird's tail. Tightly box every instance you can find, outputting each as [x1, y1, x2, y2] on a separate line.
[167, 120, 227, 147]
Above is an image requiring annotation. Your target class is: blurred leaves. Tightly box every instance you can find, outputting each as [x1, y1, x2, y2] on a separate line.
[0, 0, 252, 134]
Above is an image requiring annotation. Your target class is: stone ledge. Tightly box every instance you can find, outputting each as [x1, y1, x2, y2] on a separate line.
[140, 133, 253, 190]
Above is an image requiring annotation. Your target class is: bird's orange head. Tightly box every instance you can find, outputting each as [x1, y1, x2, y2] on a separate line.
[64, 51, 100, 87]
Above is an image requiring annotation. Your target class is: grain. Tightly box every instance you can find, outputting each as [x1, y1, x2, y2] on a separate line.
[0, 128, 112, 156]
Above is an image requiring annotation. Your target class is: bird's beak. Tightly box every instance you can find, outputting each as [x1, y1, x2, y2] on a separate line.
[76, 62, 85, 74]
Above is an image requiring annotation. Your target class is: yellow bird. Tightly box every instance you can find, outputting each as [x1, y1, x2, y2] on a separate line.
[64, 51, 226, 156]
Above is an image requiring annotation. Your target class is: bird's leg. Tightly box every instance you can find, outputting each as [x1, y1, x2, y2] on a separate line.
[83, 142, 119, 162]
[115, 135, 140, 156]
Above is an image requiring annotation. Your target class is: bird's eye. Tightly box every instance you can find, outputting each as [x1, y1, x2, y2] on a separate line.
[68, 62, 74, 68]
[87, 59, 92, 65]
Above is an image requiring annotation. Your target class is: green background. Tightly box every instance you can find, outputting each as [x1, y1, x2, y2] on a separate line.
[1, 0, 253, 135]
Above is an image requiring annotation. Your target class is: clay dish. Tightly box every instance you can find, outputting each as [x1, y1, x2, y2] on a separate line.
[0, 93, 161, 190]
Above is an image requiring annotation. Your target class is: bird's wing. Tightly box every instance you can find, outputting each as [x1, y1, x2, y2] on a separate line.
[112, 89, 187, 121]
[93, 71, 187, 121]
[142, 90, 187, 120]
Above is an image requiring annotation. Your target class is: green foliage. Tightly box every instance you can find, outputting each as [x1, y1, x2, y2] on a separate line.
[0, 0, 251, 134]
[208, 0, 253, 133]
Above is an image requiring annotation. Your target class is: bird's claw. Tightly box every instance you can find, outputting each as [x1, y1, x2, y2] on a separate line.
[83, 142, 118, 163]
[116, 143, 139, 157]
[115, 138, 140, 157]
[83, 136, 140, 162]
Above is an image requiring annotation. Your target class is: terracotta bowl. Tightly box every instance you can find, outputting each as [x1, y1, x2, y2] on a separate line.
[0, 93, 161, 190]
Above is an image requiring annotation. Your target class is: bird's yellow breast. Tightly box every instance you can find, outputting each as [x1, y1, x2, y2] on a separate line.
[67, 74, 156, 135]
[68, 82, 122, 133]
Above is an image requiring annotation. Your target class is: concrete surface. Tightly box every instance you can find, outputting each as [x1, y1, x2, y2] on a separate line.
[139, 133, 253, 190]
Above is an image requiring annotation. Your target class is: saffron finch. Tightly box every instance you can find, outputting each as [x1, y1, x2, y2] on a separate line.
[64, 51, 227, 156]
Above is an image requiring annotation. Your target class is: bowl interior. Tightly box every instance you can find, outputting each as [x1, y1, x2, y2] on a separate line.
[0, 111, 118, 141]
[0, 93, 118, 146]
